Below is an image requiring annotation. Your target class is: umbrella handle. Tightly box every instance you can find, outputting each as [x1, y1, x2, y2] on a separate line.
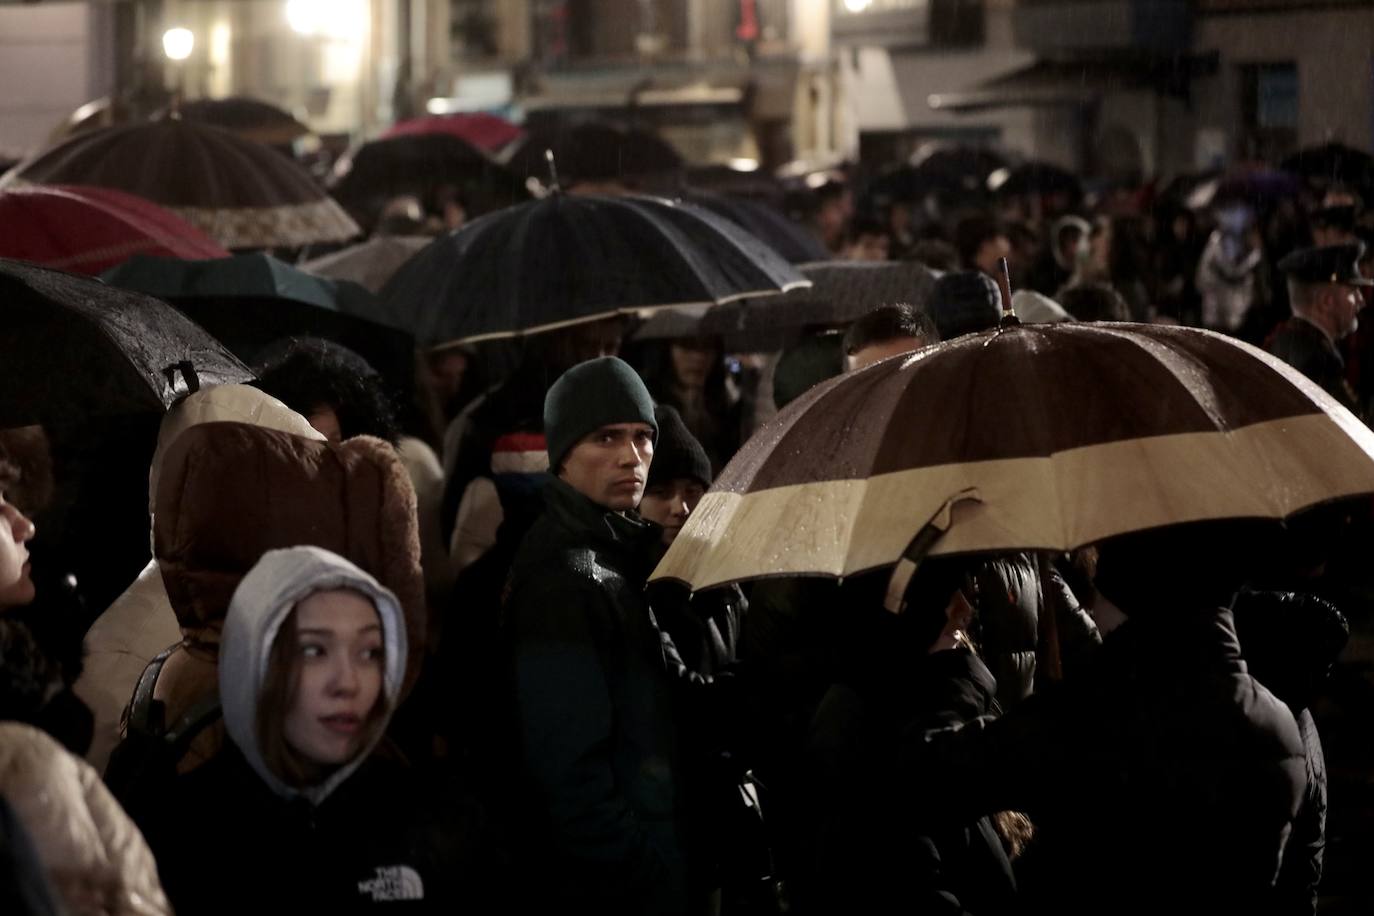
[884, 488, 983, 615]
[162, 360, 201, 396]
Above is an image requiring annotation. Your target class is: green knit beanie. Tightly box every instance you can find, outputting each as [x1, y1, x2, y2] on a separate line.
[544, 356, 658, 470]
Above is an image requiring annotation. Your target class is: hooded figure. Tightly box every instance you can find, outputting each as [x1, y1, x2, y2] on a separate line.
[74, 384, 326, 774]
[138, 547, 489, 913]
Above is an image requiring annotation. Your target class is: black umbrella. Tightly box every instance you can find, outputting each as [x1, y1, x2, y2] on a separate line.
[701, 260, 937, 351]
[0, 259, 252, 427]
[678, 190, 829, 263]
[1281, 142, 1374, 195]
[101, 253, 415, 395]
[329, 132, 525, 231]
[989, 161, 1083, 200]
[0, 118, 358, 249]
[160, 96, 313, 149]
[503, 122, 685, 190]
[909, 145, 1008, 194]
[379, 194, 809, 346]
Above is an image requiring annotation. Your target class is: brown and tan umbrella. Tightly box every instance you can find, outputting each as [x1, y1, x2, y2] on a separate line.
[0, 118, 357, 249]
[651, 322, 1374, 592]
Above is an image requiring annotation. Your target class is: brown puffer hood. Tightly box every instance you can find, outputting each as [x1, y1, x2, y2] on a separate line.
[153, 421, 426, 695]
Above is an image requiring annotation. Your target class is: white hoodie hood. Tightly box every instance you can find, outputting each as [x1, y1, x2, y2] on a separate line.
[219, 546, 407, 807]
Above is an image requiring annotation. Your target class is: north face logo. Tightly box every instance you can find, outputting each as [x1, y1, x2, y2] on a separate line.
[358, 865, 425, 901]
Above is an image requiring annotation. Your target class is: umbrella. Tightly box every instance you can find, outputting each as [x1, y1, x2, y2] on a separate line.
[651, 322, 1374, 592]
[101, 253, 414, 388]
[329, 133, 524, 229]
[988, 161, 1083, 200]
[685, 164, 783, 204]
[300, 236, 432, 294]
[909, 145, 1008, 194]
[161, 97, 313, 149]
[1186, 167, 1303, 212]
[383, 112, 524, 153]
[504, 122, 684, 189]
[1280, 142, 1374, 195]
[0, 184, 228, 274]
[379, 194, 809, 346]
[0, 118, 359, 249]
[678, 190, 829, 264]
[0, 259, 252, 427]
[700, 260, 938, 351]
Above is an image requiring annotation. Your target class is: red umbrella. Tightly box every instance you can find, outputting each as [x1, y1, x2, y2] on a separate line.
[382, 113, 523, 153]
[0, 184, 228, 274]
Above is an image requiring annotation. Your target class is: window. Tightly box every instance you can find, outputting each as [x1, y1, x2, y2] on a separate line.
[1238, 62, 1297, 162]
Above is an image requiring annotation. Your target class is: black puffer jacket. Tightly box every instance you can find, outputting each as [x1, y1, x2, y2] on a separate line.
[1234, 590, 1349, 916]
[970, 553, 1100, 710]
[901, 606, 1306, 915]
[504, 477, 686, 915]
[802, 656, 1017, 915]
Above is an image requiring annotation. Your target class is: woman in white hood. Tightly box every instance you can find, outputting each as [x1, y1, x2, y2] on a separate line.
[138, 546, 492, 913]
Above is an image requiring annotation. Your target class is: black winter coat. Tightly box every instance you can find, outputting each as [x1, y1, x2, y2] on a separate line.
[1267, 317, 1359, 414]
[801, 659, 1017, 916]
[901, 606, 1306, 915]
[140, 746, 494, 914]
[504, 477, 686, 915]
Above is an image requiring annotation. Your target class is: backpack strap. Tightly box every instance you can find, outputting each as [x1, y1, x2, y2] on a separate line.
[124, 642, 182, 737]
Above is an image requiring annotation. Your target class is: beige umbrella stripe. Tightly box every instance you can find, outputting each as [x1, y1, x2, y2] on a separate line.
[652, 411, 1374, 592]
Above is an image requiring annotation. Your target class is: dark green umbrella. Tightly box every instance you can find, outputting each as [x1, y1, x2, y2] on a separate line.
[101, 253, 414, 390]
[0, 259, 251, 427]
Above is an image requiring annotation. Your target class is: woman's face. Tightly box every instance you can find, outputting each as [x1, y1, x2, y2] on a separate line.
[638, 477, 706, 547]
[282, 589, 384, 767]
[0, 495, 36, 610]
[670, 342, 716, 391]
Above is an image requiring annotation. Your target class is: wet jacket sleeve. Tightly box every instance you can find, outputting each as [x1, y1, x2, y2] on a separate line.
[508, 576, 670, 901]
[1274, 710, 1325, 916]
[897, 650, 1068, 824]
[1043, 563, 1102, 675]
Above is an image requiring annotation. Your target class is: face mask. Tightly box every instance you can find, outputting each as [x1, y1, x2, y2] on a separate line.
[1215, 205, 1253, 237]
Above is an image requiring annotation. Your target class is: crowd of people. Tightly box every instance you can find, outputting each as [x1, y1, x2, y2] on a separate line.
[2, 136, 1374, 916]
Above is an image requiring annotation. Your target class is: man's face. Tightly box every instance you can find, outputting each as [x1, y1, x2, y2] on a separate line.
[847, 336, 925, 373]
[427, 350, 469, 404]
[638, 477, 706, 547]
[974, 234, 1012, 276]
[549, 318, 625, 372]
[1329, 283, 1366, 339]
[558, 422, 655, 511]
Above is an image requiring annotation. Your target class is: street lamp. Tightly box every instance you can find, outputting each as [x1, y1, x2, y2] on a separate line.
[162, 27, 195, 62]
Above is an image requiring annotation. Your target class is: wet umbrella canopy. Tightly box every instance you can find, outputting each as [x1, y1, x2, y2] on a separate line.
[1281, 142, 1374, 196]
[379, 194, 810, 346]
[0, 118, 358, 249]
[101, 253, 414, 388]
[159, 97, 313, 149]
[329, 132, 525, 229]
[677, 190, 828, 264]
[701, 260, 937, 351]
[652, 322, 1374, 592]
[382, 112, 524, 153]
[0, 184, 228, 274]
[0, 259, 252, 427]
[301, 236, 431, 294]
[504, 122, 685, 190]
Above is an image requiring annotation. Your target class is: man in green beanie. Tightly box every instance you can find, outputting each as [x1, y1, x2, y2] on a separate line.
[503, 356, 687, 915]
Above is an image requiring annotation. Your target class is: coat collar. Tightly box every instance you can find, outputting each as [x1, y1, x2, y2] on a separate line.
[541, 476, 662, 561]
